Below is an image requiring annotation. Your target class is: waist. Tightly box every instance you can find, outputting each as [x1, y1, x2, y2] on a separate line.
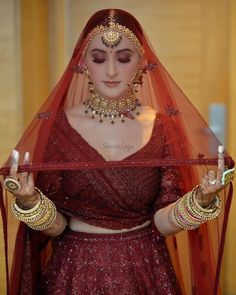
[69, 218, 151, 234]
[59, 222, 164, 243]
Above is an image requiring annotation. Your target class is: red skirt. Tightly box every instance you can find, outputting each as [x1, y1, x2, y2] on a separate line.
[39, 224, 181, 295]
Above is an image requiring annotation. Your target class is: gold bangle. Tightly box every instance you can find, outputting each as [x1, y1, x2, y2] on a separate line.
[169, 187, 222, 231]
[11, 187, 57, 231]
[14, 197, 41, 214]
[178, 196, 203, 226]
[28, 200, 55, 226]
[12, 194, 48, 221]
[187, 192, 221, 221]
[14, 187, 41, 211]
[170, 197, 202, 230]
[28, 201, 57, 231]
[192, 186, 221, 213]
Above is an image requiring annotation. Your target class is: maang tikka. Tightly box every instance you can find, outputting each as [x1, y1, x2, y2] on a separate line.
[82, 9, 144, 57]
[101, 10, 122, 48]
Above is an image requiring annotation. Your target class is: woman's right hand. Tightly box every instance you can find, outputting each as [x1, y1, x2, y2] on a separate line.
[6, 150, 39, 208]
[5, 150, 68, 236]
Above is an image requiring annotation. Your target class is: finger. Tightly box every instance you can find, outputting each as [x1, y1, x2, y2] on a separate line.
[27, 172, 35, 189]
[20, 152, 30, 184]
[201, 171, 216, 193]
[18, 173, 27, 186]
[23, 152, 30, 165]
[207, 170, 218, 185]
[201, 172, 209, 188]
[208, 170, 216, 181]
[217, 145, 225, 181]
[202, 172, 208, 180]
[9, 149, 20, 177]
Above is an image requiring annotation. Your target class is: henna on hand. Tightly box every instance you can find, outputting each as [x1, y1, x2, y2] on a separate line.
[195, 145, 225, 208]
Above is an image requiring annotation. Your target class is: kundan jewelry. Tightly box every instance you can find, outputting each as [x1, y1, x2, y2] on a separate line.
[83, 86, 141, 124]
[4, 177, 21, 192]
[222, 168, 235, 185]
[82, 9, 144, 57]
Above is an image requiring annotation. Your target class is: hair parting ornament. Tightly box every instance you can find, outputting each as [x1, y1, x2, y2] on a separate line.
[82, 9, 144, 57]
[102, 10, 122, 48]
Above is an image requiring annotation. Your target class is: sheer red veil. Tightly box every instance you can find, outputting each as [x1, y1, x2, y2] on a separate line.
[0, 8, 234, 295]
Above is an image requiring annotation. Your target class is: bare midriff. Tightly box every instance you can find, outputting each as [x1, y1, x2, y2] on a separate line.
[69, 218, 151, 234]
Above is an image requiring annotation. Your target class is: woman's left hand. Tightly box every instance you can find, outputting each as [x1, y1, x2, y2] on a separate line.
[195, 146, 226, 207]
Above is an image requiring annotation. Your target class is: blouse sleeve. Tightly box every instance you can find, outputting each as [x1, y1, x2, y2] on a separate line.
[153, 137, 183, 211]
[35, 125, 66, 210]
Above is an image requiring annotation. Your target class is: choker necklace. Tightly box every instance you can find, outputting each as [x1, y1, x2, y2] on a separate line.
[83, 89, 141, 124]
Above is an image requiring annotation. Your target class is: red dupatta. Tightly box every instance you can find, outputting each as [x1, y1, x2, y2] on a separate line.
[0, 8, 234, 295]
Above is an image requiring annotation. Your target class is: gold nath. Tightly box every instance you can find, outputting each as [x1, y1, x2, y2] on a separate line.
[82, 9, 144, 57]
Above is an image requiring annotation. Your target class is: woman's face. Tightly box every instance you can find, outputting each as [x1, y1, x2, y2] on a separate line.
[84, 31, 140, 99]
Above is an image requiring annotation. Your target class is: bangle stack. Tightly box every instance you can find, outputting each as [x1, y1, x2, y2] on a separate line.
[11, 187, 57, 231]
[169, 188, 222, 230]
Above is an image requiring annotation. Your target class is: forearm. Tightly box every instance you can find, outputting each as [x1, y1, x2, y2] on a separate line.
[16, 198, 68, 237]
[41, 210, 68, 237]
[12, 188, 68, 237]
[153, 188, 221, 236]
[153, 204, 181, 236]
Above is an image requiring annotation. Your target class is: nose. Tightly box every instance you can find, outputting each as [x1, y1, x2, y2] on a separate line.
[106, 56, 118, 79]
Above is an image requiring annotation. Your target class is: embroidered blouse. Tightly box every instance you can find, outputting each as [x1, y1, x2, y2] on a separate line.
[36, 111, 181, 230]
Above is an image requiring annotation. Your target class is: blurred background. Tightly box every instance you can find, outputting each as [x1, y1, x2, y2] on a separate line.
[0, 0, 235, 294]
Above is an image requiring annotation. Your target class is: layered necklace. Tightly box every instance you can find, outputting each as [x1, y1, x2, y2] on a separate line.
[83, 88, 141, 124]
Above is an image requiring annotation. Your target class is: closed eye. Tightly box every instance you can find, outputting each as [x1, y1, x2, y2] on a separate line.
[118, 58, 131, 63]
[92, 58, 105, 64]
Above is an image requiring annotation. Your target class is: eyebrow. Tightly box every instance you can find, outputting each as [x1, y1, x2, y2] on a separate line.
[90, 48, 134, 54]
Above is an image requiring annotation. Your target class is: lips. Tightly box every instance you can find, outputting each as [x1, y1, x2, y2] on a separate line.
[103, 81, 121, 87]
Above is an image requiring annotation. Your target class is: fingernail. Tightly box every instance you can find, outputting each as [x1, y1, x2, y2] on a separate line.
[218, 145, 224, 153]
[24, 152, 30, 163]
[12, 149, 19, 160]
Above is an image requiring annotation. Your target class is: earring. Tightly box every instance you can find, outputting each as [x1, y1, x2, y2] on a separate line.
[70, 64, 87, 74]
[128, 65, 145, 93]
[84, 69, 94, 92]
[71, 64, 95, 96]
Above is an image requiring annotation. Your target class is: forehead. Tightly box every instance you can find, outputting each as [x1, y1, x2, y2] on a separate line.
[86, 31, 137, 53]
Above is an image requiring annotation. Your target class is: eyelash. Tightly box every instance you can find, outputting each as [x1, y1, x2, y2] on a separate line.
[92, 58, 131, 64]
[92, 59, 105, 64]
[119, 59, 131, 63]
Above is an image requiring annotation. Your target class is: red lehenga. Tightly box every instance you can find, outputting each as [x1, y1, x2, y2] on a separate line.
[0, 8, 234, 295]
[16, 111, 183, 294]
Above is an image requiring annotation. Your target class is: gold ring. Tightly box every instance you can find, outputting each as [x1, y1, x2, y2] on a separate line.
[222, 168, 235, 185]
[208, 179, 217, 185]
[4, 178, 21, 192]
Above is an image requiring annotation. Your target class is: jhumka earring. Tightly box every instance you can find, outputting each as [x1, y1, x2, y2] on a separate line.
[131, 64, 145, 93]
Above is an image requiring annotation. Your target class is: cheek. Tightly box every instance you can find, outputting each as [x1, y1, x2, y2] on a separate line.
[120, 63, 139, 81]
[86, 63, 103, 83]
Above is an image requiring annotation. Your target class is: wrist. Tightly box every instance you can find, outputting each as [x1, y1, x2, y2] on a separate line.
[168, 187, 221, 231]
[15, 190, 40, 209]
[194, 185, 214, 208]
[11, 187, 57, 231]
